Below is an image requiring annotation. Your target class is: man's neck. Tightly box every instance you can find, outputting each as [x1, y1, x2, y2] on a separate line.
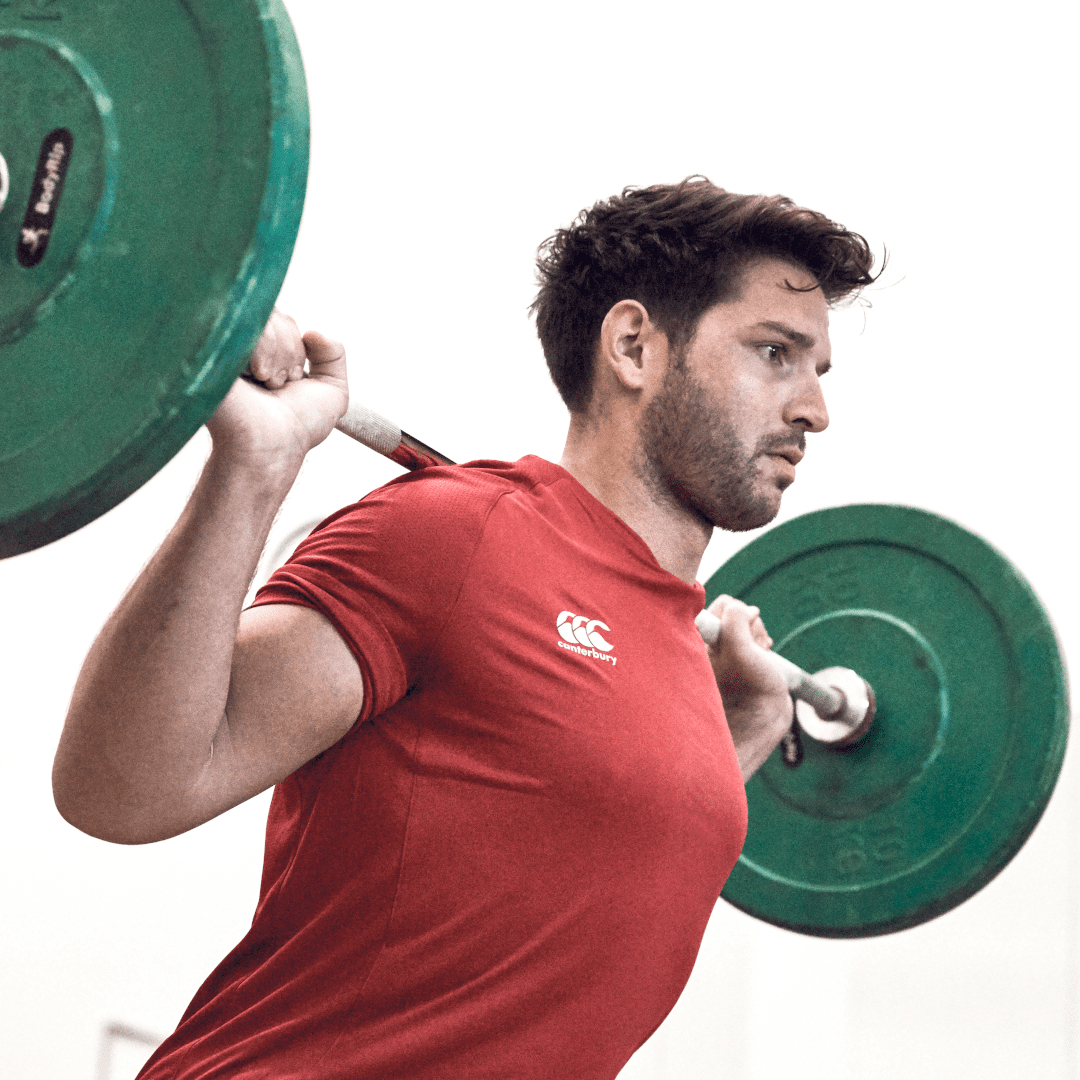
[558, 414, 712, 586]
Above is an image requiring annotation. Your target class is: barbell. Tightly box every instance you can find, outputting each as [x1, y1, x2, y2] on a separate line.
[336, 402, 878, 743]
[1, 0, 1068, 939]
[330, 403, 1069, 938]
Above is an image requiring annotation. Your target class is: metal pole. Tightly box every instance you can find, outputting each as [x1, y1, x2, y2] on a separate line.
[694, 610, 856, 724]
[335, 402, 875, 741]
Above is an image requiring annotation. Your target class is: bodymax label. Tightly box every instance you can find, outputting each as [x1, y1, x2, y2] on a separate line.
[17, 128, 73, 268]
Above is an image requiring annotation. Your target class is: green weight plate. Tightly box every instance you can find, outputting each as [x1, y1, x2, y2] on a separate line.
[0, 0, 308, 557]
[707, 504, 1068, 938]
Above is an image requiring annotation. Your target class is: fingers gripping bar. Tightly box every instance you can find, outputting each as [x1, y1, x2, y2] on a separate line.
[694, 610, 872, 739]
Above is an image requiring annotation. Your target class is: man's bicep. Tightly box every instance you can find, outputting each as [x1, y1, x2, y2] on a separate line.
[201, 603, 365, 814]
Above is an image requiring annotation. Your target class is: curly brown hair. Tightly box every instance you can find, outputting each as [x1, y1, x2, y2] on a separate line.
[531, 178, 878, 413]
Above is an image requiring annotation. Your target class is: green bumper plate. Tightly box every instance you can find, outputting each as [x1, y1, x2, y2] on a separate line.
[0, 0, 308, 557]
[707, 504, 1068, 937]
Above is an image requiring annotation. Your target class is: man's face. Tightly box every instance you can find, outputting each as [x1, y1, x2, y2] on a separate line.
[640, 258, 832, 532]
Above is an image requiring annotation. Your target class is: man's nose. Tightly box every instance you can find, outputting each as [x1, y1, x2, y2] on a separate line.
[786, 373, 830, 433]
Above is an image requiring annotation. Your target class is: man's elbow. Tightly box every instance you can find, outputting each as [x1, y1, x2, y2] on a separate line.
[51, 761, 191, 845]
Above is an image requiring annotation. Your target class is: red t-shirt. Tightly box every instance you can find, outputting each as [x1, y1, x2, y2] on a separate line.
[139, 456, 747, 1080]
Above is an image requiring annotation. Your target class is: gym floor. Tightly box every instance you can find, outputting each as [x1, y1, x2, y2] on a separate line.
[2, 1, 1076, 1077]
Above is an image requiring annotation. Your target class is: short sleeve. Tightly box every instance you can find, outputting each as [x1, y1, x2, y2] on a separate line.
[251, 467, 505, 722]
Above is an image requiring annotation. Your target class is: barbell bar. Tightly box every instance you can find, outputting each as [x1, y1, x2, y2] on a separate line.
[333, 403, 876, 744]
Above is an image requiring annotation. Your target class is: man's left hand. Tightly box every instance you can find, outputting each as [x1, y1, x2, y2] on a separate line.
[705, 594, 793, 782]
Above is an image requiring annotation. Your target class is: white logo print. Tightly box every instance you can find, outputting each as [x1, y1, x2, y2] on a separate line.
[20, 226, 49, 254]
[555, 611, 617, 666]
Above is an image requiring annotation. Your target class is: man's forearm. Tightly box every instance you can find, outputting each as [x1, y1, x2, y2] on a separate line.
[726, 700, 792, 783]
[53, 451, 297, 843]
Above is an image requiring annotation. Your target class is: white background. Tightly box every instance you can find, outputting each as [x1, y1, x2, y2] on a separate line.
[2, 0, 1077, 1077]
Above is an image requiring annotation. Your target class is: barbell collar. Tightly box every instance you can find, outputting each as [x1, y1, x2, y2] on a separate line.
[694, 610, 872, 740]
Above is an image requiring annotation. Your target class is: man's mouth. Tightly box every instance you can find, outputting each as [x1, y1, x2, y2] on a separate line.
[763, 445, 804, 467]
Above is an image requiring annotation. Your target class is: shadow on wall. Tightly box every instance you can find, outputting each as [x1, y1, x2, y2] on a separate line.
[96, 1022, 162, 1080]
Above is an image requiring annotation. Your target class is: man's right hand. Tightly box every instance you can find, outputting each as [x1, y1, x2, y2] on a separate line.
[207, 309, 349, 474]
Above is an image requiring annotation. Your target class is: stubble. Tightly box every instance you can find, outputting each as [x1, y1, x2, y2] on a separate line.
[638, 358, 800, 533]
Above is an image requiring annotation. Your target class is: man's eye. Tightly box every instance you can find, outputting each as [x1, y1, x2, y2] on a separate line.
[759, 344, 785, 363]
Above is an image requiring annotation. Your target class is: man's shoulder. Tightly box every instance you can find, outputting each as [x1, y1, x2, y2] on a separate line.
[301, 456, 567, 552]
[387, 455, 564, 498]
[348, 455, 566, 520]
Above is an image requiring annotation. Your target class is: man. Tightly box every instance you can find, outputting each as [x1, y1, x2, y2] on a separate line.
[54, 179, 875, 1078]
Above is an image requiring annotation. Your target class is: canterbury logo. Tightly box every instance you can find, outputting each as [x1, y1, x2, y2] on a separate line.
[556, 611, 617, 666]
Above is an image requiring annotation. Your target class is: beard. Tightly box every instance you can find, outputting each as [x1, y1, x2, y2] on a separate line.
[638, 359, 803, 533]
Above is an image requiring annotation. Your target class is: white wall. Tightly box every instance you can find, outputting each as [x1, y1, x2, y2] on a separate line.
[2, 1, 1077, 1077]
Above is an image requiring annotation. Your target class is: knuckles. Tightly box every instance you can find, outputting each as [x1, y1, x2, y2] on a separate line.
[707, 594, 786, 702]
[247, 310, 308, 388]
[710, 594, 772, 647]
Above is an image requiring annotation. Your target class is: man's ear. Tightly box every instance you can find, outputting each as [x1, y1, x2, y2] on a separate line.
[597, 300, 668, 393]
